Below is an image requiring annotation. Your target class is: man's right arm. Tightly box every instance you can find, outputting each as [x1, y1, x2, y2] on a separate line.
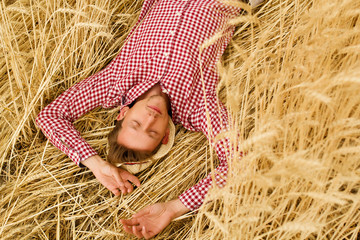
[36, 63, 115, 166]
[36, 0, 160, 195]
[36, 65, 142, 194]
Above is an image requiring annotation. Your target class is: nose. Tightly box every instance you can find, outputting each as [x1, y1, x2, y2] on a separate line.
[147, 107, 160, 118]
[142, 111, 157, 130]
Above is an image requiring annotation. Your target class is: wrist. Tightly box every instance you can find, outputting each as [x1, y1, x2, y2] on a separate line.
[82, 155, 104, 171]
[167, 199, 190, 219]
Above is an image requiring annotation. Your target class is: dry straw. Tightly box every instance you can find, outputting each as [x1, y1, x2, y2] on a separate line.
[1, 0, 359, 239]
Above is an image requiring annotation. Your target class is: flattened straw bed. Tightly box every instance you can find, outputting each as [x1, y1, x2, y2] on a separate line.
[1, 0, 359, 239]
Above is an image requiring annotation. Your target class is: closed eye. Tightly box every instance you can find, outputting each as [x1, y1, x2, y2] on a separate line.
[131, 120, 140, 128]
[131, 120, 159, 140]
[148, 131, 159, 138]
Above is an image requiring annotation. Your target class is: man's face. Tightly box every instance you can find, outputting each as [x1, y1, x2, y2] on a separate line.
[116, 93, 170, 153]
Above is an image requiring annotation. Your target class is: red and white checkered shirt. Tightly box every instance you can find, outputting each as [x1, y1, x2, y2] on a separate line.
[36, 0, 241, 211]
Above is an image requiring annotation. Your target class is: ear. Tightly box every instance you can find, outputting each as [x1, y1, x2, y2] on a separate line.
[116, 106, 129, 121]
[161, 127, 170, 144]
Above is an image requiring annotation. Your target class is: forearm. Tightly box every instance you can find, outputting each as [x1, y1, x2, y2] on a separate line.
[36, 113, 98, 165]
[36, 61, 117, 165]
[179, 147, 229, 211]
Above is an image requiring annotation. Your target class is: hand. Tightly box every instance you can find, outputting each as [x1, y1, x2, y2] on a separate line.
[82, 155, 140, 195]
[120, 199, 189, 239]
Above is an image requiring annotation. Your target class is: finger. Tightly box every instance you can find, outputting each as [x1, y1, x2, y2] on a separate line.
[132, 225, 143, 238]
[126, 174, 141, 187]
[123, 181, 134, 193]
[142, 226, 153, 239]
[119, 186, 127, 195]
[123, 224, 141, 233]
[120, 218, 140, 226]
[111, 188, 120, 196]
[111, 183, 125, 195]
[134, 225, 143, 233]
[122, 225, 134, 235]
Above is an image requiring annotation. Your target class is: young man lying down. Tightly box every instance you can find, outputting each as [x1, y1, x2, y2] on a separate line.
[36, 0, 262, 238]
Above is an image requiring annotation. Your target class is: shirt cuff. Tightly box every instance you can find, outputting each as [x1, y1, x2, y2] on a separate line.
[58, 135, 98, 167]
[178, 184, 209, 211]
[73, 140, 98, 167]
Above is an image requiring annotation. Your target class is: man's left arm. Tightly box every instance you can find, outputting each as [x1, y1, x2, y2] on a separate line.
[179, 93, 233, 211]
[121, 95, 232, 239]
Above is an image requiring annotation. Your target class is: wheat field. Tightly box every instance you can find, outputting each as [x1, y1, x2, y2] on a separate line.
[0, 0, 359, 239]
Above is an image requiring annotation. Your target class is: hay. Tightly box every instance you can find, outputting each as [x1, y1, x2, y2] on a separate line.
[1, 0, 359, 239]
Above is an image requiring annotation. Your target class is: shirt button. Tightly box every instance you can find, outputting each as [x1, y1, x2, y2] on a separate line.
[162, 89, 168, 94]
[170, 30, 175, 36]
[164, 52, 170, 57]
[158, 75, 162, 79]
[176, 12, 181, 16]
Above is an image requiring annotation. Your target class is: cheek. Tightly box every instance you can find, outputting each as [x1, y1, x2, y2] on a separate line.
[159, 119, 169, 133]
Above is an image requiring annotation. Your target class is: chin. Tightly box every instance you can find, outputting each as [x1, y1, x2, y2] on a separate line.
[148, 95, 170, 111]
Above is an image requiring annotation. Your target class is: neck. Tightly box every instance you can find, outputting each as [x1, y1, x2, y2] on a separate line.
[136, 83, 171, 111]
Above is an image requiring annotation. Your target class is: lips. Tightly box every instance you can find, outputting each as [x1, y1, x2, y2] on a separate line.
[148, 105, 162, 115]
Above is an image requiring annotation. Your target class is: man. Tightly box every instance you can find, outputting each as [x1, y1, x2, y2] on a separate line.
[36, 0, 254, 238]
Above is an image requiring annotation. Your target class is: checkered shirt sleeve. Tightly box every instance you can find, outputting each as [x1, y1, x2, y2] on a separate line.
[178, 93, 234, 211]
[36, 63, 116, 166]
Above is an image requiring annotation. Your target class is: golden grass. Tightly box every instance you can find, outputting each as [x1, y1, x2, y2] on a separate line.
[1, 0, 359, 239]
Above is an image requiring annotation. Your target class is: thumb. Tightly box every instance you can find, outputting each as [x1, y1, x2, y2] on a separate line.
[125, 173, 141, 187]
